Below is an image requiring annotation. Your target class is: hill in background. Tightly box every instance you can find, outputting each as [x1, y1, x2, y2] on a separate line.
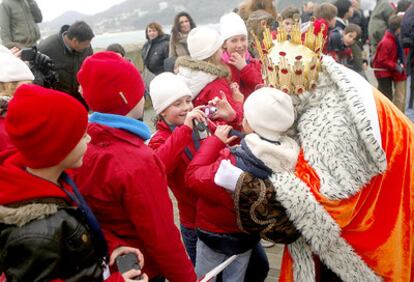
[40, 0, 324, 35]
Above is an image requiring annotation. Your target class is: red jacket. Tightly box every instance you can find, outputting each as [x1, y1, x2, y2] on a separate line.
[148, 121, 198, 229]
[185, 135, 240, 234]
[73, 123, 196, 282]
[373, 30, 407, 81]
[194, 78, 244, 130]
[0, 117, 13, 151]
[227, 58, 263, 98]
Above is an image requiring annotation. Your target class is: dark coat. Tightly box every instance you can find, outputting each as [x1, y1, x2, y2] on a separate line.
[37, 25, 93, 106]
[141, 34, 170, 75]
[0, 151, 123, 282]
[0, 0, 42, 47]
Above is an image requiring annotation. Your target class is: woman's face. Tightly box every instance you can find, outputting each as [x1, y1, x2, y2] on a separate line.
[223, 35, 248, 56]
[179, 16, 191, 33]
[147, 27, 159, 40]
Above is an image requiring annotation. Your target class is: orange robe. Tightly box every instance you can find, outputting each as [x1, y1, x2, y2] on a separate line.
[280, 90, 414, 281]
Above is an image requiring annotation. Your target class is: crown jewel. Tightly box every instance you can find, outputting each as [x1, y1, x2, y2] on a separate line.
[253, 17, 327, 94]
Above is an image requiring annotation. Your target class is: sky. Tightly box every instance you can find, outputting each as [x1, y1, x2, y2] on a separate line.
[36, 0, 126, 21]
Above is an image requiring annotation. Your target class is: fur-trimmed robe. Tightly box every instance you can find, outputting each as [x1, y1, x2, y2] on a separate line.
[237, 56, 414, 281]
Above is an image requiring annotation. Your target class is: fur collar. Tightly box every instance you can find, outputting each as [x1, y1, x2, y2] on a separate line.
[290, 56, 386, 200]
[244, 133, 299, 172]
[176, 56, 229, 78]
[0, 203, 59, 227]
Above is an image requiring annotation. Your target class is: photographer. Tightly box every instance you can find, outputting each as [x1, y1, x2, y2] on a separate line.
[38, 21, 94, 108]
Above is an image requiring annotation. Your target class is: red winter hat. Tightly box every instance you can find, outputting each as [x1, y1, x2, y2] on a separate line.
[77, 51, 145, 115]
[5, 84, 88, 169]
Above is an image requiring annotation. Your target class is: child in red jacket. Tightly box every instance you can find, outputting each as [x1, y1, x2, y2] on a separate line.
[176, 26, 244, 130]
[219, 12, 263, 98]
[185, 87, 299, 281]
[373, 14, 407, 104]
[148, 72, 209, 266]
[74, 52, 196, 282]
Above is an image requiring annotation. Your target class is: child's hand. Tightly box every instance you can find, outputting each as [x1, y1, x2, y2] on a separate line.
[184, 106, 206, 129]
[209, 91, 236, 122]
[230, 82, 244, 103]
[395, 63, 404, 74]
[228, 52, 247, 70]
[214, 125, 238, 144]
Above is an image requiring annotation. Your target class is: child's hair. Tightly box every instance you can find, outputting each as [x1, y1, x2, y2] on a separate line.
[334, 0, 352, 19]
[314, 3, 338, 21]
[106, 43, 126, 57]
[205, 50, 232, 81]
[281, 6, 300, 20]
[388, 15, 403, 33]
[344, 23, 362, 40]
[0, 81, 24, 97]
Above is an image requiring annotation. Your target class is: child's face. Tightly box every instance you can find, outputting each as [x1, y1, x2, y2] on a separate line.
[161, 95, 193, 126]
[343, 31, 357, 46]
[242, 118, 254, 134]
[223, 35, 248, 56]
[282, 18, 294, 33]
[60, 132, 91, 169]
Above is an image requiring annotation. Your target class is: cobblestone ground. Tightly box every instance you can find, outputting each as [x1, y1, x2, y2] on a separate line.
[143, 68, 413, 281]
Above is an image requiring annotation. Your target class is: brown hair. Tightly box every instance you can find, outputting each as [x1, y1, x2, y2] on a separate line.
[281, 6, 300, 20]
[171, 12, 197, 44]
[238, 0, 277, 21]
[0, 81, 27, 97]
[314, 3, 338, 21]
[388, 15, 403, 33]
[344, 23, 362, 39]
[145, 22, 165, 40]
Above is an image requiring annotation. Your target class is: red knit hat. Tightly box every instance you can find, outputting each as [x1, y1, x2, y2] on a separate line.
[77, 51, 145, 115]
[5, 84, 88, 169]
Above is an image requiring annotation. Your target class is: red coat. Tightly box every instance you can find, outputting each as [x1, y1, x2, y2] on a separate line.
[73, 123, 196, 282]
[227, 58, 263, 98]
[373, 30, 407, 81]
[194, 78, 244, 130]
[148, 121, 198, 229]
[185, 135, 240, 234]
[0, 117, 13, 151]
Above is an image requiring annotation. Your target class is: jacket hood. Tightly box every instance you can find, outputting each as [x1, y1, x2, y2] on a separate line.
[176, 56, 229, 78]
[0, 149, 70, 206]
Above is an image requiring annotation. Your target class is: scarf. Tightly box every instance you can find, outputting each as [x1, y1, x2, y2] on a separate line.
[89, 112, 151, 140]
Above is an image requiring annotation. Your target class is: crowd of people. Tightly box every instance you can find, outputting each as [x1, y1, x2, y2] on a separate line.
[0, 0, 414, 281]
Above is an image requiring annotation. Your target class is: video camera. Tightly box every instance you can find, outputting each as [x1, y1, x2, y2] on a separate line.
[21, 46, 59, 89]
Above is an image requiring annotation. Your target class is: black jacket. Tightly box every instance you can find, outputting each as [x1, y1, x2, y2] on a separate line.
[141, 34, 170, 75]
[37, 25, 93, 107]
[0, 200, 105, 282]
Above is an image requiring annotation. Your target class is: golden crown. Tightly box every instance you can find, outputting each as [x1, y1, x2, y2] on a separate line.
[252, 16, 327, 94]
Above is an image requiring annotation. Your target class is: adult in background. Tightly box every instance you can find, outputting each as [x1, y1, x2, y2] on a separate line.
[0, 0, 42, 48]
[334, 0, 354, 29]
[349, 0, 369, 44]
[368, 0, 395, 56]
[401, 0, 414, 112]
[141, 22, 170, 92]
[37, 21, 94, 108]
[238, 0, 277, 22]
[169, 12, 196, 58]
[301, 2, 315, 23]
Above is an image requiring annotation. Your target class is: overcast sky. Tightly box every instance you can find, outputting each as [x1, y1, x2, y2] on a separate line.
[36, 0, 126, 21]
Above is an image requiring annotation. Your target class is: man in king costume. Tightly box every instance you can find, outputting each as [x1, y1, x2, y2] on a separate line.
[217, 19, 414, 281]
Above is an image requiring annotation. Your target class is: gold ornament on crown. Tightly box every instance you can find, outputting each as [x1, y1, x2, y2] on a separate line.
[252, 16, 326, 94]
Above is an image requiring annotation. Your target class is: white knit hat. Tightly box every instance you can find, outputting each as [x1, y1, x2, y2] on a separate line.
[188, 27, 223, 61]
[149, 72, 192, 114]
[220, 12, 248, 41]
[0, 45, 34, 83]
[244, 87, 295, 141]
